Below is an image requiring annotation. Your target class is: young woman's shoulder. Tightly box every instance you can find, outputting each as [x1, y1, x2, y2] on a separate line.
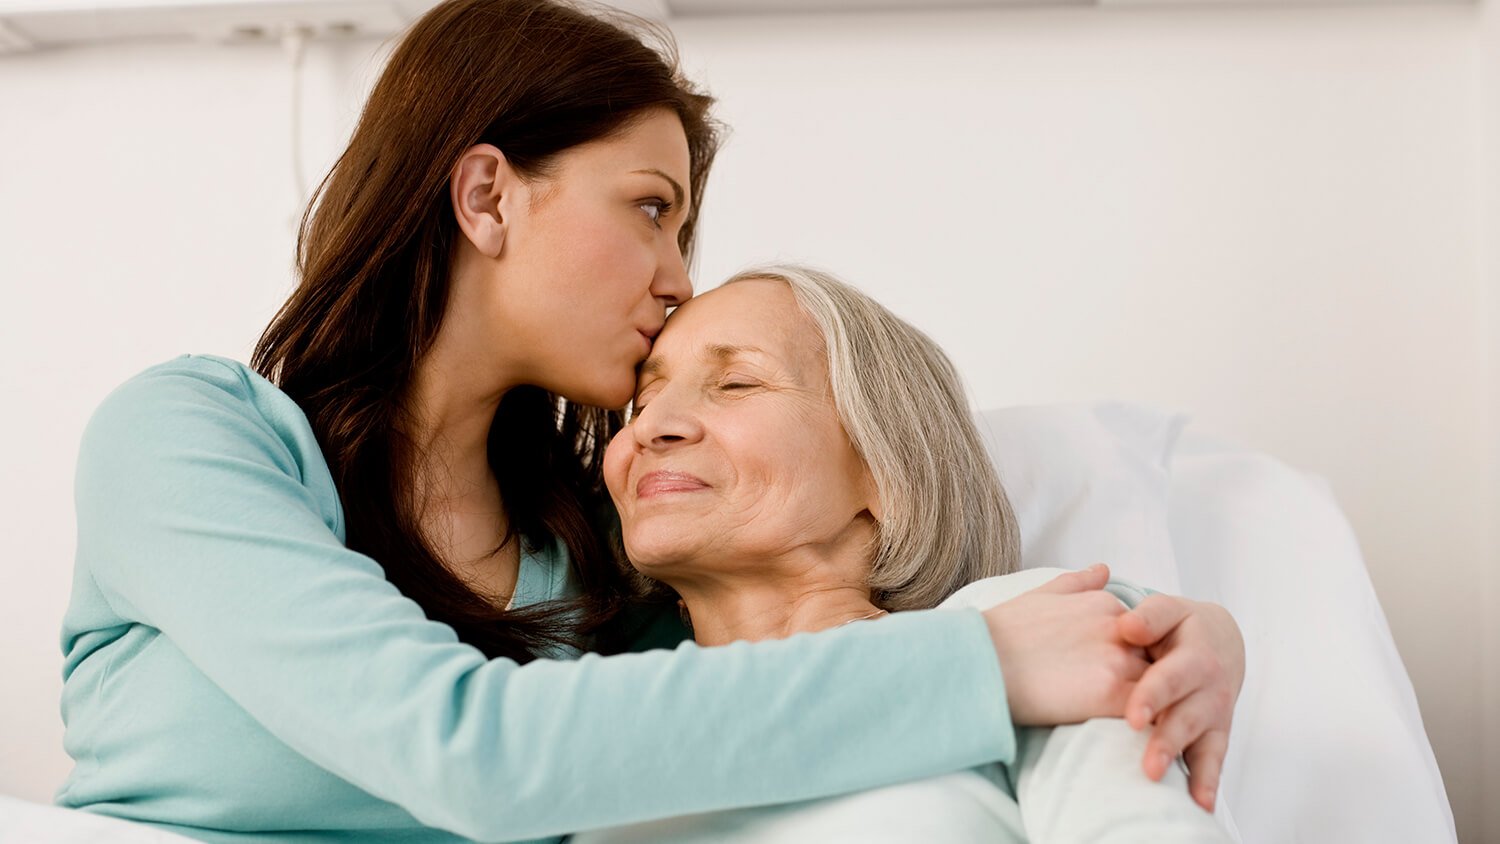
[97, 353, 307, 439]
[81, 353, 342, 537]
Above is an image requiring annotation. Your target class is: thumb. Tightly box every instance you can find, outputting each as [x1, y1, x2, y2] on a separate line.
[1036, 563, 1110, 594]
[1117, 594, 1192, 648]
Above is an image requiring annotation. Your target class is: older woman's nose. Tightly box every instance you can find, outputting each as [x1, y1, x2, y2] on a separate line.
[632, 395, 704, 450]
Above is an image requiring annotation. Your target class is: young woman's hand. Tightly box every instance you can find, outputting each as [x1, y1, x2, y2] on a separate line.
[1117, 594, 1246, 813]
[980, 565, 1150, 727]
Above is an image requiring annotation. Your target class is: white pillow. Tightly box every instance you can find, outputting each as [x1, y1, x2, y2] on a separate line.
[974, 402, 1187, 594]
[1167, 430, 1457, 844]
[976, 404, 1454, 842]
[975, 403, 1243, 837]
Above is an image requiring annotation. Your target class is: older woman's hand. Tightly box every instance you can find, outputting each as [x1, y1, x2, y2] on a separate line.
[981, 565, 1152, 727]
[1117, 594, 1245, 813]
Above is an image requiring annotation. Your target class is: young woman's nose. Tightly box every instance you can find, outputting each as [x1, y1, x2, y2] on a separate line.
[651, 240, 692, 307]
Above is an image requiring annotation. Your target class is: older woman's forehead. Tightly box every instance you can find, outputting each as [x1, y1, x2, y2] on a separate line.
[672, 281, 822, 366]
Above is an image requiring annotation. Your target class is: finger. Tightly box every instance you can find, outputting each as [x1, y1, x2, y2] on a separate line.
[1102, 652, 1151, 718]
[1143, 690, 1221, 780]
[1117, 594, 1193, 648]
[1182, 729, 1229, 813]
[1139, 719, 1175, 781]
[1034, 563, 1110, 594]
[1124, 648, 1203, 730]
[1123, 646, 1151, 681]
[1087, 589, 1131, 618]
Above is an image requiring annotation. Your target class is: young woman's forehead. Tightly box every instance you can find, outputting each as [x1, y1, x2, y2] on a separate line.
[564, 110, 690, 182]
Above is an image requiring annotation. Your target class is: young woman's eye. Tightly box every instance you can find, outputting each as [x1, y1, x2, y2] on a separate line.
[639, 199, 672, 229]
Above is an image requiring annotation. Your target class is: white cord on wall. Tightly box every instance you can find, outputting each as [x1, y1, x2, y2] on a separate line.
[280, 23, 314, 232]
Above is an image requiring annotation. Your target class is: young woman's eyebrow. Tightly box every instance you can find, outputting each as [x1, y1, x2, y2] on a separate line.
[632, 168, 685, 209]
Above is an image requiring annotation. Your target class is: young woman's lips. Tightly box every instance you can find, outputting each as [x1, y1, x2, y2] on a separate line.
[638, 325, 662, 350]
[636, 471, 710, 500]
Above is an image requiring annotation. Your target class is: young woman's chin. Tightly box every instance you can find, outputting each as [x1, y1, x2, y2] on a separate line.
[556, 375, 637, 412]
[595, 378, 639, 411]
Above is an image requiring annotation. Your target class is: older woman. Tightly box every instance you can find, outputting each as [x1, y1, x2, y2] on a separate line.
[579, 265, 1235, 843]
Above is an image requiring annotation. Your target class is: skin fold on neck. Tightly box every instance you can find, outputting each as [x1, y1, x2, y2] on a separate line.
[666, 533, 885, 646]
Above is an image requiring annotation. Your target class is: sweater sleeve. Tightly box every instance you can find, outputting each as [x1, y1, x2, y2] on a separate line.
[73, 360, 1015, 842]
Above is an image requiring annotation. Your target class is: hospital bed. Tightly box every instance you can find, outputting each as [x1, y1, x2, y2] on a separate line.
[979, 402, 1457, 842]
[0, 402, 1457, 843]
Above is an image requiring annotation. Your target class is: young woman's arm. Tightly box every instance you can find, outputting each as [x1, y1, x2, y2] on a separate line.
[68, 356, 1014, 841]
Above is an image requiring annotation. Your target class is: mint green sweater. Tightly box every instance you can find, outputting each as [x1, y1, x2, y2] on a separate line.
[58, 355, 1016, 844]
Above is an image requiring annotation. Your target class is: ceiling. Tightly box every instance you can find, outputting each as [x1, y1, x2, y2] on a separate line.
[0, 0, 1459, 54]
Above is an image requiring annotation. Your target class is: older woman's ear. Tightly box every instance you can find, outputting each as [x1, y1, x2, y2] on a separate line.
[862, 469, 884, 522]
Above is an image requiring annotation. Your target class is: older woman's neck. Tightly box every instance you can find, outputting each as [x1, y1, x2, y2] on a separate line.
[673, 574, 884, 647]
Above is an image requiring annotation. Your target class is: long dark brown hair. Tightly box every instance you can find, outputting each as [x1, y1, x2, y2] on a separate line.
[252, 0, 720, 662]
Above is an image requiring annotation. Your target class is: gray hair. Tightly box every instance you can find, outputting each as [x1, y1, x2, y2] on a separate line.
[723, 264, 1021, 610]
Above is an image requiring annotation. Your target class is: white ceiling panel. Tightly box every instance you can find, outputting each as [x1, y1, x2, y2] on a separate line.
[0, 0, 664, 52]
[0, 0, 1471, 54]
[665, 0, 1076, 14]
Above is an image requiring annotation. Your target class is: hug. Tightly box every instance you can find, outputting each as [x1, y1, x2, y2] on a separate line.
[52, 1, 1243, 841]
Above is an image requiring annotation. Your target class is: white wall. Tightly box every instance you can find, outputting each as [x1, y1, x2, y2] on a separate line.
[1478, 1, 1500, 843]
[0, 3, 1492, 842]
[671, 8, 1491, 840]
[0, 28, 389, 805]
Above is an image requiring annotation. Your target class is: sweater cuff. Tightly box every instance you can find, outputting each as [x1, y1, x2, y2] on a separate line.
[934, 607, 1017, 768]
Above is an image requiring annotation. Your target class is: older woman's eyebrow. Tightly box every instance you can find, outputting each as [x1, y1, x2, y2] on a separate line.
[705, 343, 763, 361]
[639, 344, 766, 380]
[640, 355, 667, 377]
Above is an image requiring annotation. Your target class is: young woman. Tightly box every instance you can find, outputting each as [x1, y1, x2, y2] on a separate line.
[57, 1, 1243, 841]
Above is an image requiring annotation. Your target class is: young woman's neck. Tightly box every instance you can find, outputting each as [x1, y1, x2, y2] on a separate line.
[402, 336, 524, 603]
[404, 325, 520, 502]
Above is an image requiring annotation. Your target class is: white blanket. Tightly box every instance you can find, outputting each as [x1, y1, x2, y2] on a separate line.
[572, 569, 1234, 844]
[0, 796, 195, 844]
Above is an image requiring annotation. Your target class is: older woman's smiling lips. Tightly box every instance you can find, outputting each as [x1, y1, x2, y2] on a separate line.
[636, 470, 710, 500]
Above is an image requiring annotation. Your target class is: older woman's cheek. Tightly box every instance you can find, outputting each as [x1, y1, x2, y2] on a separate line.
[600, 432, 634, 510]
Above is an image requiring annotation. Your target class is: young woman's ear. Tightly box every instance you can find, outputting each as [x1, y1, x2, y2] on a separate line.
[450, 144, 520, 259]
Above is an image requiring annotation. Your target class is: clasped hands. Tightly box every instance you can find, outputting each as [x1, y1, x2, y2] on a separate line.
[981, 564, 1245, 813]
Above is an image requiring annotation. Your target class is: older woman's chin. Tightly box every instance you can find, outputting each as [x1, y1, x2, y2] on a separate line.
[623, 551, 682, 577]
[619, 534, 698, 576]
